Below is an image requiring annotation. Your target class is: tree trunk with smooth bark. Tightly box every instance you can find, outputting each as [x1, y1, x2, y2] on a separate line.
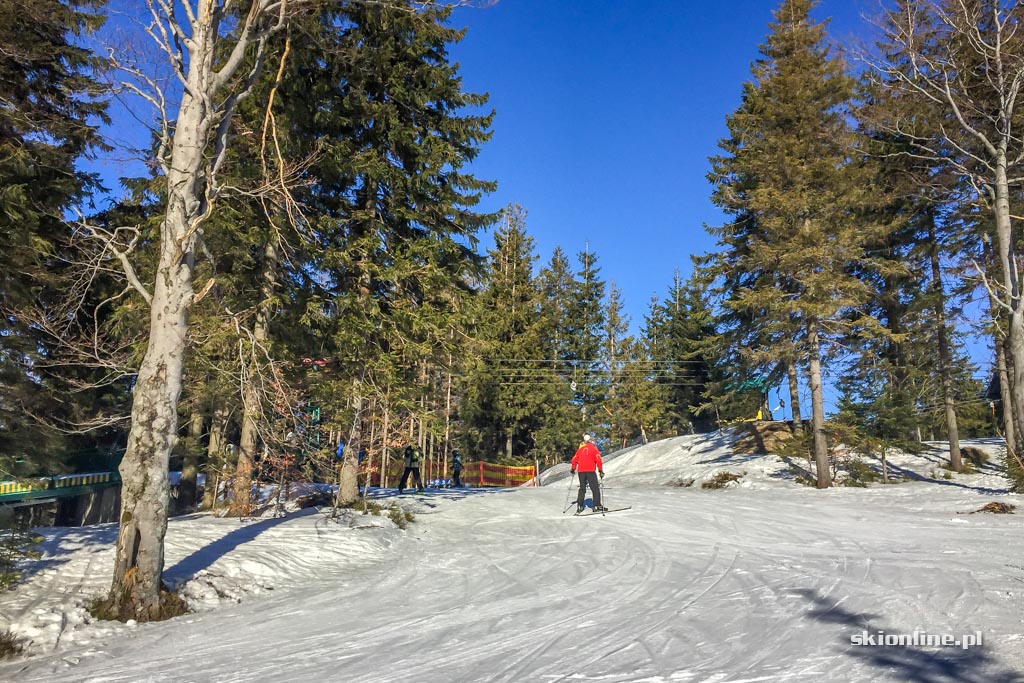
[179, 408, 203, 511]
[105, 0, 281, 618]
[229, 239, 278, 517]
[927, 216, 961, 471]
[336, 388, 363, 506]
[807, 320, 830, 489]
[106, 81, 210, 618]
[787, 362, 802, 429]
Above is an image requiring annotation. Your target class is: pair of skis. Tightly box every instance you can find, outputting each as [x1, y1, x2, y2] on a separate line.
[566, 505, 632, 516]
[576, 506, 631, 517]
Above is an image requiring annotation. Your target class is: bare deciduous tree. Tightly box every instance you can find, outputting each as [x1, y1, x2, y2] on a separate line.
[869, 0, 1024, 463]
[98, 0, 296, 620]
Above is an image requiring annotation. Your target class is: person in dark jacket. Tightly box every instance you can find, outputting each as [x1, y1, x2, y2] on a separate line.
[570, 433, 605, 513]
[451, 449, 463, 487]
[398, 444, 424, 493]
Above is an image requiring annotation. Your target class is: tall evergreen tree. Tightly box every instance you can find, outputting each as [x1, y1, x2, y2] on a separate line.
[275, 0, 497, 500]
[647, 270, 720, 433]
[0, 0, 107, 475]
[565, 246, 606, 434]
[462, 206, 544, 459]
[602, 281, 633, 446]
[532, 247, 583, 462]
[856, 42, 978, 469]
[707, 0, 882, 487]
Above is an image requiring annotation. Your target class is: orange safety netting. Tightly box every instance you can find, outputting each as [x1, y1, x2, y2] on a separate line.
[469, 461, 536, 487]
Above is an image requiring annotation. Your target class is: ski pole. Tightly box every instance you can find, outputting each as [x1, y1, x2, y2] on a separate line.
[562, 468, 576, 513]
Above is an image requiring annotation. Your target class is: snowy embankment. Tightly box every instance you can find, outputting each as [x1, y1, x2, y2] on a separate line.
[1, 433, 1023, 682]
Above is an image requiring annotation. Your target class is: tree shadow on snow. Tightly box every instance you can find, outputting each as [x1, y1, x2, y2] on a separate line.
[758, 446, 1012, 494]
[885, 462, 1011, 496]
[13, 523, 120, 584]
[697, 430, 742, 453]
[794, 587, 1022, 683]
[697, 450, 768, 466]
[164, 509, 312, 586]
[788, 588, 880, 628]
[366, 486, 508, 502]
[359, 486, 510, 512]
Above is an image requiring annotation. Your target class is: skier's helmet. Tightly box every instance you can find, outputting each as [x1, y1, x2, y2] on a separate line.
[582, 433, 592, 442]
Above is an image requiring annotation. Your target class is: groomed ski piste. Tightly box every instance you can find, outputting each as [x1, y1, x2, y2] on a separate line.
[2, 431, 1023, 682]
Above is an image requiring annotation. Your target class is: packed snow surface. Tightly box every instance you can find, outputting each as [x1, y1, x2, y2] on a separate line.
[2, 432, 1023, 682]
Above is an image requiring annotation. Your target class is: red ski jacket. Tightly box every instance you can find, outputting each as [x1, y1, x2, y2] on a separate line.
[571, 442, 603, 473]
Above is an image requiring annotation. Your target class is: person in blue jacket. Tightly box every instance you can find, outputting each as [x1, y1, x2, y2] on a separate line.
[451, 449, 464, 487]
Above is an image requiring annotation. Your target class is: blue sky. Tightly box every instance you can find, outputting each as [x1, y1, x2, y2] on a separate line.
[449, 0, 877, 329]
[84, 0, 989, 417]
[445, 0, 1000, 418]
[89, 0, 876, 334]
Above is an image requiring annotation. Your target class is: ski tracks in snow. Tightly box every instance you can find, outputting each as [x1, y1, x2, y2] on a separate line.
[4, 483, 1024, 682]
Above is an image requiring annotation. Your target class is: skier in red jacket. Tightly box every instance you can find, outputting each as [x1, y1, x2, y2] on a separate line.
[570, 433, 606, 514]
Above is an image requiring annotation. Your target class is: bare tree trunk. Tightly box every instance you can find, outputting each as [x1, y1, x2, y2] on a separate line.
[1003, 313, 1024, 450]
[230, 382, 259, 517]
[928, 216, 961, 471]
[229, 239, 278, 516]
[365, 406, 377, 493]
[108, 90, 208, 617]
[337, 387, 363, 505]
[807, 320, 830, 489]
[443, 357, 452, 480]
[991, 154, 1024, 472]
[426, 431, 433, 482]
[108, 252, 189, 617]
[106, 2, 281, 617]
[997, 339, 1017, 454]
[203, 404, 230, 510]
[207, 405, 229, 456]
[180, 408, 203, 511]
[787, 362, 802, 429]
[986, 234, 1018, 454]
[381, 401, 391, 488]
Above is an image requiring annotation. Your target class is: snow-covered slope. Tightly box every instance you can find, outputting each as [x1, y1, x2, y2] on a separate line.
[2, 433, 1022, 682]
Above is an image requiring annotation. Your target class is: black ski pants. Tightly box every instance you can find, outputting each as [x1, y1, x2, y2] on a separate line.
[576, 471, 602, 508]
[398, 466, 422, 491]
[452, 468, 462, 487]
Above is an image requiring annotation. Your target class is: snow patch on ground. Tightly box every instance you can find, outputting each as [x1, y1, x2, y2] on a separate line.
[1, 431, 1022, 682]
[1, 504, 405, 657]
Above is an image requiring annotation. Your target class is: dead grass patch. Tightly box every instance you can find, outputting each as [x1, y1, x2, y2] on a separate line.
[733, 422, 795, 455]
[701, 471, 744, 489]
[971, 502, 1016, 515]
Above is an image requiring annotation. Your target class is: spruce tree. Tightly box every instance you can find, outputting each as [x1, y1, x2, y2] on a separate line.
[855, 54, 974, 470]
[533, 247, 583, 462]
[565, 246, 606, 434]
[646, 270, 721, 433]
[0, 0, 107, 475]
[708, 0, 879, 487]
[275, 1, 497, 497]
[637, 296, 674, 439]
[602, 281, 633, 446]
[462, 206, 544, 459]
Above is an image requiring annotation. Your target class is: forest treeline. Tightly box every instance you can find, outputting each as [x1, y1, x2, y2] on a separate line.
[3, 0, 1024, 618]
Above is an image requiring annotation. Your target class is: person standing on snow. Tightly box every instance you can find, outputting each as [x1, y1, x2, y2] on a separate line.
[398, 444, 424, 493]
[451, 449, 464, 487]
[570, 433, 605, 513]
